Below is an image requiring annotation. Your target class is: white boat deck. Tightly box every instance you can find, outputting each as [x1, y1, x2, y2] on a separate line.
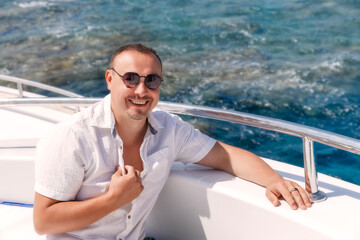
[1, 157, 360, 239]
[0, 204, 42, 240]
[147, 161, 360, 240]
[1, 85, 360, 239]
[0, 86, 70, 239]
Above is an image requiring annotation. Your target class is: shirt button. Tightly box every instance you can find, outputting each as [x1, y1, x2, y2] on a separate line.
[128, 215, 131, 219]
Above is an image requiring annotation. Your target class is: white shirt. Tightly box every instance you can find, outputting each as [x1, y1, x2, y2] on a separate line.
[35, 94, 216, 240]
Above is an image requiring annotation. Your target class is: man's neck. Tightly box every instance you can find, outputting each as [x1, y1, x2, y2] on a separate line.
[115, 117, 148, 145]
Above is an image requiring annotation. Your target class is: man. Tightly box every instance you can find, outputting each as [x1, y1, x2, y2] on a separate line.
[34, 44, 312, 239]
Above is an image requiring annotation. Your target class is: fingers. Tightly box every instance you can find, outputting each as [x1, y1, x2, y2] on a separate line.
[266, 189, 280, 207]
[124, 165, 141, 181]
[114, 166, 123, 176]
[287, 187, 304, 210]
[124, 165, 134, 175]
[108, 165, 144, 209]
[281, 184, 309, 210]
[291, 184, 312, 209]
[267, 180, 312, 210]
[124, 166, 143, 192]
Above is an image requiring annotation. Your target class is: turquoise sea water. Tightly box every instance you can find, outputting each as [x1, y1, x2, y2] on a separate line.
[1, 0, 359, 185]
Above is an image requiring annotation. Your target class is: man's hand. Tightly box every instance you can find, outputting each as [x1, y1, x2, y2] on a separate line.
[266, 179, 312, 210]
[34, 165, 144, 235]
[197, 141, 313, 210]
[107, 165, 144, 209]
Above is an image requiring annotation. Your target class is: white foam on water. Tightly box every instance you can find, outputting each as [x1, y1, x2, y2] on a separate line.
[16, 1, 49, 8]
[315, 59, 342, 72]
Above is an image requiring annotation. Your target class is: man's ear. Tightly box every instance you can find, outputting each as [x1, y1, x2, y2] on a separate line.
[105, 69, 113, 90]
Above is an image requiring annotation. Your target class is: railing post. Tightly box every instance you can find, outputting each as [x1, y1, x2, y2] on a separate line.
[17, 82, 23, 97]
[302, 136, 327, 202]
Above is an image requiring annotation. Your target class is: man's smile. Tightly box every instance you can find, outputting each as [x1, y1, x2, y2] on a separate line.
[128, 97, 151, 106]
[130, 99, 147, 105]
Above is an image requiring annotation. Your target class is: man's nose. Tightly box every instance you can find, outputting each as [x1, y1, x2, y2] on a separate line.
[133, 78, 148, 95]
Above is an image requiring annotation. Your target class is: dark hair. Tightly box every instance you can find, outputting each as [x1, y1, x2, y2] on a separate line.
[109, 43, 162, 69]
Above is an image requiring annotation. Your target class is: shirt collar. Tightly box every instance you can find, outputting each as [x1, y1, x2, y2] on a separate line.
[91, 94, 163, 136]
[90, 94, 115, 130]
[147, 110, 164, 135]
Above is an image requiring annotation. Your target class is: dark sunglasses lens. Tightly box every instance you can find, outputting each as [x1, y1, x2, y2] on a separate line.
[123, 72, 140, 86]
[145, 75, 162, 90]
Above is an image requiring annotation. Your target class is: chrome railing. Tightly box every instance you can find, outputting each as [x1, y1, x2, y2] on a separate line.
[2, 74, 360, 202]
[0, 74, 82, 98]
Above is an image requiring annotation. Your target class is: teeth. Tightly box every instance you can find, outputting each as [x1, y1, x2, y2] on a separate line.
[130, 99, 147, 105]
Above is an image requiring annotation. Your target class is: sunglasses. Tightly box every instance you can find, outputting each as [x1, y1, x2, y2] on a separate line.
[110, 68, 163, 90]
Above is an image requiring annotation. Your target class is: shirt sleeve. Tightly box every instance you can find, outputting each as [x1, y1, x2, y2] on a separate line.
[35, 123, 85, 201]
[173, 115, 217, 164]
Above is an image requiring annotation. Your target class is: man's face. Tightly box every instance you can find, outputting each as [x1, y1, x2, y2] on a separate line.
[105, 51, 162, 123]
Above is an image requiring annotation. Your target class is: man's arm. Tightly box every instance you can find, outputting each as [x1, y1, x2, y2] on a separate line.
[33, 165, 143, 235]
[196, 141, 312, 210]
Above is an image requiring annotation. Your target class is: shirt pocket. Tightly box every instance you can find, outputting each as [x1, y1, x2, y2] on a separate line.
[144, 146, 170, 183]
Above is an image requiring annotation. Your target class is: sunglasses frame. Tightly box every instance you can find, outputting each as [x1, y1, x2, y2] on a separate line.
[110, 68, 163, 90]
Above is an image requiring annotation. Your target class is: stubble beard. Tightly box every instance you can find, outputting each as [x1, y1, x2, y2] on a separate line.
[127, 109, 148, 121]
[126, 95, 157, 121]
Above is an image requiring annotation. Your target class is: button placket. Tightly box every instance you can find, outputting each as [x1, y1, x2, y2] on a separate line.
[126, 204, 133, 222]
[126, 200, 138, 228]
[139, 136, 150, 178]
[115, 137, 125, 174]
